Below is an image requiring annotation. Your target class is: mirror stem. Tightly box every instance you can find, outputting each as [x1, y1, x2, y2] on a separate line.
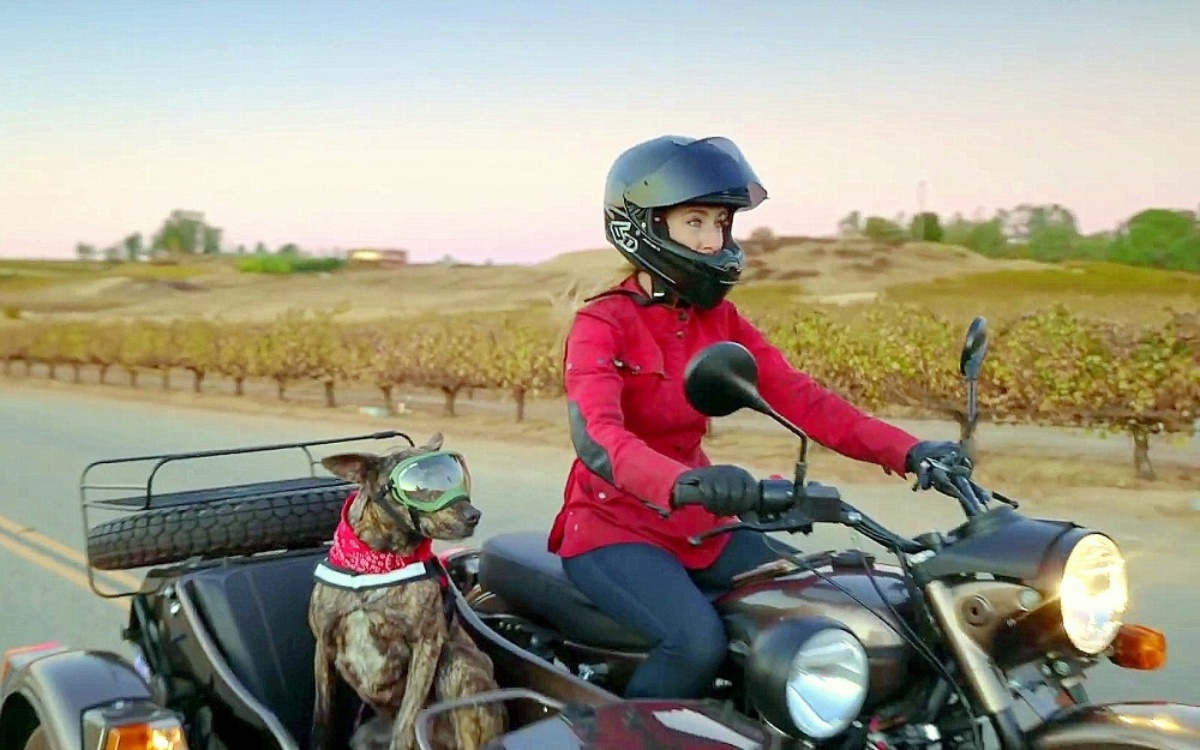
[966, 378, 978, 432]
[964, 376, 978, 462]
[763, 410, 810, 488]
[793, 451, 808, 491]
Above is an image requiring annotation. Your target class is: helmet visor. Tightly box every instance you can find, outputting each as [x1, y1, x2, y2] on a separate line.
[387, 451, 471, 512]
[623, 137, 767, 210]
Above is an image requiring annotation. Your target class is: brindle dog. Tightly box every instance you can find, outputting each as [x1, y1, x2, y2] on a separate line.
[308, 433, 506, 750]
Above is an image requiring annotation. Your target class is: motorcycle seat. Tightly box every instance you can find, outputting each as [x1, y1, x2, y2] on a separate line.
[179, 549, 361, 747]
[477, 531, 656, 652]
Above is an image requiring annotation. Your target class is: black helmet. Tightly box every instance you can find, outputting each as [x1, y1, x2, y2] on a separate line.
[603, 135, 767, 309]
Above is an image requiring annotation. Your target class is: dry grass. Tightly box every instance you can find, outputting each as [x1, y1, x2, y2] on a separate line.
[881, 262, 1200, 325]
[5, 242, 1195, 363]
[0, 238, 1057, 322]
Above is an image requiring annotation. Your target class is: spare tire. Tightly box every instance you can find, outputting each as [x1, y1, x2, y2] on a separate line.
[86, 481, 354, 571]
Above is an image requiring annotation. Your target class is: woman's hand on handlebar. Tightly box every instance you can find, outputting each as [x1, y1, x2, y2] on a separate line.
[905, 441, 993, 514]
[671, 464, 760, 516]
[906, 440, 973, 491]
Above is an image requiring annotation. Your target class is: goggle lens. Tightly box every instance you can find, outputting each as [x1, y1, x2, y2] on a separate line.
[388, 451, 471, 511]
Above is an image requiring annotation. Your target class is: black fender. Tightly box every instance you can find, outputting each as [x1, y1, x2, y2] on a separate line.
[1, 648, 152, 749]
[1028, 701, 1200, 750]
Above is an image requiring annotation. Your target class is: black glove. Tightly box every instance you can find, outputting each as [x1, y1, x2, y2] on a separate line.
[672, 465, 759, 516]
[905, 440, 972, 490]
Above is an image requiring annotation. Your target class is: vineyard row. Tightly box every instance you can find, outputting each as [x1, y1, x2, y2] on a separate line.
[1, 304, 1196, 479]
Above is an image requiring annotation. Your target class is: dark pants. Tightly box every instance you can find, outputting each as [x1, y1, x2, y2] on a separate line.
[561, 530, 796, 699]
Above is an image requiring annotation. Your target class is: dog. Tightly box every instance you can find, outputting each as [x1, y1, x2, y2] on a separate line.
[308, 432, 506, 750]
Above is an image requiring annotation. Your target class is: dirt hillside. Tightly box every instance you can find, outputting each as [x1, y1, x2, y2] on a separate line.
[2, 238, 1049, 323]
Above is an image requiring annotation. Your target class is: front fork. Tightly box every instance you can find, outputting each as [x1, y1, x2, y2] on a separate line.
[924, 581, 1028, 750]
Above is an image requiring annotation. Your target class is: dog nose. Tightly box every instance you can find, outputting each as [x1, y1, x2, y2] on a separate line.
[462, 505, 481, 524]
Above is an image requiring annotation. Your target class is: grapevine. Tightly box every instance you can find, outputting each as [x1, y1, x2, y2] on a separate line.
[0, 303, 1193, 481]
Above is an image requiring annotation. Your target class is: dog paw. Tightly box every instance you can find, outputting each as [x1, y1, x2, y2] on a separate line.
[348, 716, 393, 750]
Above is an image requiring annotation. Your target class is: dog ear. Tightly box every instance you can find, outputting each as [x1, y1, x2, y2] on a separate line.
[321, 452, 382, 485]
[421, 432, 444, 451]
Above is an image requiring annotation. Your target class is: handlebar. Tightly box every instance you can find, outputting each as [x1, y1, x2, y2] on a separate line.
[673, 462, 1012, 554]
[674, 478, 926, 553]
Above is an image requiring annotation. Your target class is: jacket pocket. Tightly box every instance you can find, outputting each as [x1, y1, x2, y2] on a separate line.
[613, 355, 666, 405]
[613, 336, 666, 378]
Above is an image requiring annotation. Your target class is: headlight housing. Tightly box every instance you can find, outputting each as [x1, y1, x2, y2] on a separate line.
[746, 618, 870, 740]
[1059, 533, 1128, 655]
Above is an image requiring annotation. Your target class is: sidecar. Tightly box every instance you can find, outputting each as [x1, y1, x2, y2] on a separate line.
[0, 432, 782, 750]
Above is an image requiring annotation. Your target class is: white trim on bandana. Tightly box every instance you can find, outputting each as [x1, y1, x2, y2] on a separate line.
[313, 559, 432, 591]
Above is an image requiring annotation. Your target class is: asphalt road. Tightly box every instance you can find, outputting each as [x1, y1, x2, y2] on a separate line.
[1, 388, 1197, 717]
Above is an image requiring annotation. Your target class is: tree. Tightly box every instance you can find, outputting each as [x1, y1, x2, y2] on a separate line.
[1002, 203, 1080, 261]
[909, 212, 944, 242]
[151, 210, 222, 256]
[1001, 203, 1078, 242]
[1071, 232, 1115, 261]
[836, 211, 863, 238]
[862, 216, 905, 242]
[945, 215, 1007, 256]
[1110, 209, 1200, 271]
[75, 242, 96, 261]
[202, 225, 222, 254]
[122, 232, 144, 261]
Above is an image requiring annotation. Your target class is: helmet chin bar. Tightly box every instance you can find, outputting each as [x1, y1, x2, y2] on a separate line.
[646, 272, 682, 305]
[604, 200, 745, 310]
[639, 206, 743, 309]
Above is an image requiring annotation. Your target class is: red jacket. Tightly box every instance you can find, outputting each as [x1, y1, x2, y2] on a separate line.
[548, 274, 921, 569]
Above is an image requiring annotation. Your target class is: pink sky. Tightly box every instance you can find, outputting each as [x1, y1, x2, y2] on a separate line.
[2, 2, 1197, 264]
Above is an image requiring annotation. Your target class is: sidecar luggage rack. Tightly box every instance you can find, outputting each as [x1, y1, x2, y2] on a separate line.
[79, 430, 412, 513]
[77, 430, 417, 601]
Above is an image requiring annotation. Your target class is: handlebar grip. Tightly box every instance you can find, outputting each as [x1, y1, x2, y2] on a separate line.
[673, 477, 797, 514]
[671, 481, 707, 507]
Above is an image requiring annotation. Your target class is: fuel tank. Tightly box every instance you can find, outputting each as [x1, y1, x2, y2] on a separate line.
[482, 698, 781, 749]
[715, 551, 916, 707]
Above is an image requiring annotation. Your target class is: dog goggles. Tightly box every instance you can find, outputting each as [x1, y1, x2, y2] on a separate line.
[385, 450, 472, 512]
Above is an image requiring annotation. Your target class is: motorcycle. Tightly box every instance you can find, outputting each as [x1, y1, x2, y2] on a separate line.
[1, 316, 1197, 749]
[439, 315, 1200, 749]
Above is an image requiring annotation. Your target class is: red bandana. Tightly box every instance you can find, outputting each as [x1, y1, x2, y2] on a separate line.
[328, 491, 434, 574]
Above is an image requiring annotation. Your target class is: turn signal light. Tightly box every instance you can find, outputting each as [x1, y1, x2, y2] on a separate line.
[1109, 623, 1167, 671]
[103, 719, 188, 750]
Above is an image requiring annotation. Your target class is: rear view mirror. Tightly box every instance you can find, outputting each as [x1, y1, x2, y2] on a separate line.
[960, 316, 988, 382]
[683, 342, 770, 418]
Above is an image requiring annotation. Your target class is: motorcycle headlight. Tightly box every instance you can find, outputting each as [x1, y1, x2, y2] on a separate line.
[746, 619, 870, 740]
[1059, 533, 1129, 655]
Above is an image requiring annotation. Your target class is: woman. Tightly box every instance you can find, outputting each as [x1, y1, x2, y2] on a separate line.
[548, 134, 966, 700]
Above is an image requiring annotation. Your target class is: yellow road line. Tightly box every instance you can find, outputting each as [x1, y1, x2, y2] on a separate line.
[0, 514, 142, 590]
[0, 530, 127, 612]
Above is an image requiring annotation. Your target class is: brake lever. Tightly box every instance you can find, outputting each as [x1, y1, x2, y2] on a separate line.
[990, 489, 1020, 509]
[951, 472, 986, 514]
[913, 460, 978, 516]
[939, 459, 1020, 512]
